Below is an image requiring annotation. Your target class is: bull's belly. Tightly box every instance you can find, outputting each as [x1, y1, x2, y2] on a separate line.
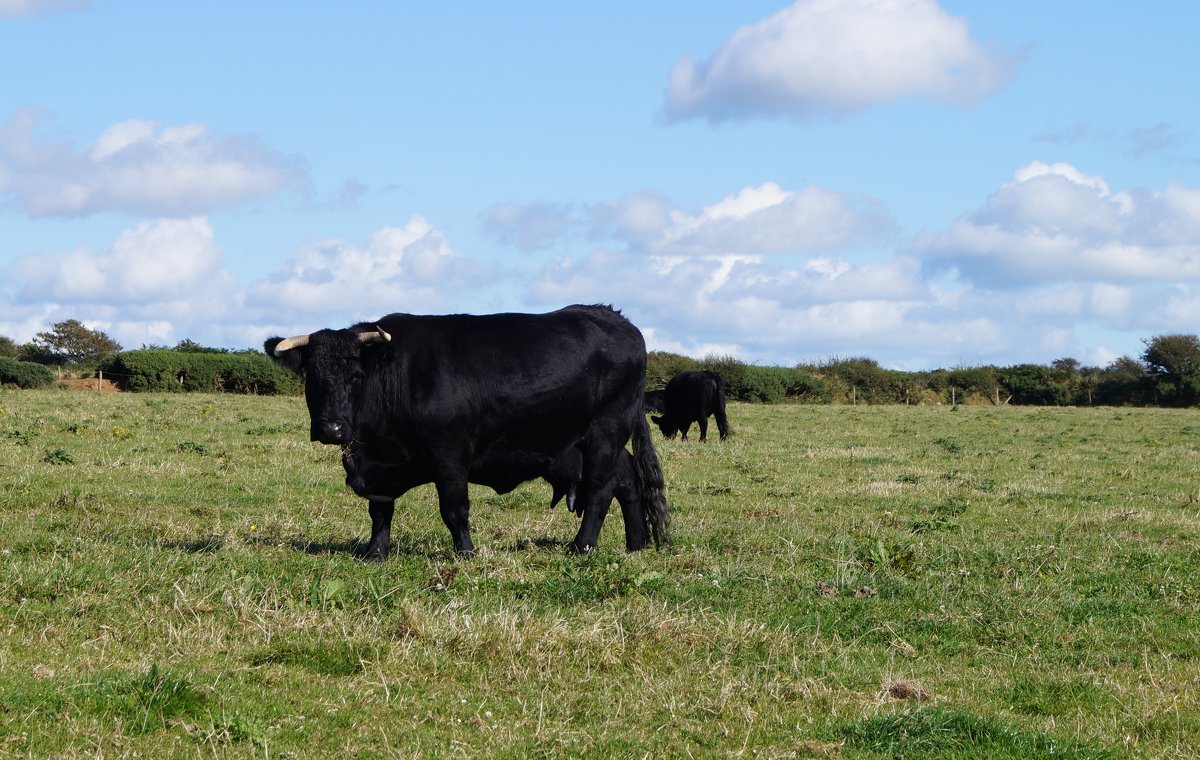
[468, 449, 554, 494]
[342, 445, 555, 498]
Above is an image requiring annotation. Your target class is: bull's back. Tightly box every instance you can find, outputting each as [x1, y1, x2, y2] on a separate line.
[365, 305, 644, 451]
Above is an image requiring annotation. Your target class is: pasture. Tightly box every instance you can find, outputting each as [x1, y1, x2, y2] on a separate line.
[1, 389, 1198, 758]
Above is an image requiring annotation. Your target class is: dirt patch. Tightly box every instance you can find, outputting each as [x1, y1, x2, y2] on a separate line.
[58, 377, 122, 392]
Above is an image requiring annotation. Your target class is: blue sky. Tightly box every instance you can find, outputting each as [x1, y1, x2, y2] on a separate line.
[3, 1, 1199, 370]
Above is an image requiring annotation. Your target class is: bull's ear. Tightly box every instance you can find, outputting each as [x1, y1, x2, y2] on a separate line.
[264, 337, 304, 373]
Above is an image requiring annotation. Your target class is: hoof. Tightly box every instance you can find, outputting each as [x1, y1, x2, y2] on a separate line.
[569, 541, 595, 555]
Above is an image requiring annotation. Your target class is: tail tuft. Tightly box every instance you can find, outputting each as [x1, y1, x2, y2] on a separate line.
[632, 414, 670, 546]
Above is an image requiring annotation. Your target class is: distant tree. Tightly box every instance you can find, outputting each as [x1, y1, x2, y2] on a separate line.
[0, 335, 19, 358]
[1142, 334, 1200, 378]
[174, 338, 227, 353]
[1106, 355, 1147, 377]
[1051, 357, 1081, 375]
[30, 319, 122, 365]
[1141, 334, 1200, 406]
[1094, 355, 1149, 406]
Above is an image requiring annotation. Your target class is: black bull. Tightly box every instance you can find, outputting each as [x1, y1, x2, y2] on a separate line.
[265, 305, 670, 558]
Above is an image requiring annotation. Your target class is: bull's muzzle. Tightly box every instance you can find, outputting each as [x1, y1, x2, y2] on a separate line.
[312, 420, 351, 445]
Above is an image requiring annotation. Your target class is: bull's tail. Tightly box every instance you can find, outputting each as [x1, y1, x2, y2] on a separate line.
[713, 373, 731, 440]
[632, 413, 670, 547]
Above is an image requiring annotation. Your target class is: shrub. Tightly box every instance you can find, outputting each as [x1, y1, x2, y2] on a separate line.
[996, 364, 1072, 406]
[698, 355, 750, 400]
[737, 365, 794, 403]
[0, 356, 55, 388]
[98, 350, 302, 395]
[816, 357, 916, 404]
[645, 351, 698, 389]
[947, 366, 999, 397]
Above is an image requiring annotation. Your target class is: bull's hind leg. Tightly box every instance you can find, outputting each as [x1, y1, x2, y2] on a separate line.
[434, 476, 475, 557]
[365, 498, 394, 561]
[613, 452, 648, 551]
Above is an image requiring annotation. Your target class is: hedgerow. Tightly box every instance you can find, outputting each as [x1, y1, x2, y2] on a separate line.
[98, 350, 302, 395]
[0, 356, 55, 388]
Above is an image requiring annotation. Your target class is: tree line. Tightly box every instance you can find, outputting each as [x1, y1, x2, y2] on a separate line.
[4, 319, 1200, 407]
[652, 333, 1200, 408]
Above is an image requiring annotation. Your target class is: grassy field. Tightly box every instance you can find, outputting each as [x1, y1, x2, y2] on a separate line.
[1, 389, 1198, 758]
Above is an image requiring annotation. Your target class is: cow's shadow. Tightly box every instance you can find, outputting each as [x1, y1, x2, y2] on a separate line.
[288, 533, 451, 560]
[162, 535, 225, 554]
[509, 535, 564, 552]
[162, 531, 577, 560]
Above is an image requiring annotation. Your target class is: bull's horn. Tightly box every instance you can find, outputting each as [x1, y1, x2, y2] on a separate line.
[273, 334, 310, 354]
[358, 326, 391, 344]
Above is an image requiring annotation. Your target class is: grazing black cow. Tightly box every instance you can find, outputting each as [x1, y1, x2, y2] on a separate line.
[265, 305, 669, 559]
[651, 370, 730, 442]
[643, 389, 665, 414]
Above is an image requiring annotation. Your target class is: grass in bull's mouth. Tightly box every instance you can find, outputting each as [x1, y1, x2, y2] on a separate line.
[1, 389, 1198, 756]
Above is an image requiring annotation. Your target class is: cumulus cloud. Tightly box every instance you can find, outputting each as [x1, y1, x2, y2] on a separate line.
[527, 171, 1200, 367]
[916, 161, 1200, 287]
[12, 218, 224, 304]
[244, 215, 491, 325]
[0, 108, 303, 217]
[0, 217, 237, 348]
[2, 214, 498, 349]
[664, 0, 1017, 122]
[531, 244, 940, 364]
[593, 182, 893, 255]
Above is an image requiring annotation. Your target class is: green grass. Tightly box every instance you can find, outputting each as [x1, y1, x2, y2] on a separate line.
[1, 390, 1199, 757]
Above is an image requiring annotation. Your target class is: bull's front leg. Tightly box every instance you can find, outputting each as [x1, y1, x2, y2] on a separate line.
[435, 477, 475, 557]
[570, 448, 619, 554]
[365, 498, 394, 561]
[571, 495, 610, 554]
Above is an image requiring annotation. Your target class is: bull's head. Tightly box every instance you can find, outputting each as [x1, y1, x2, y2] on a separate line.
[265, 326, 391, 445]
[650, 414, 679, 440]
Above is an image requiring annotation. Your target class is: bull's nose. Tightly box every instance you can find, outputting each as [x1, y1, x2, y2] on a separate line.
[312, 420, 350, 444]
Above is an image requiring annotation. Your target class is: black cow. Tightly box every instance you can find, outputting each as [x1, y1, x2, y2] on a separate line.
[642, 389, 665, 413]
[651, 370, 729, 442]
[265, 305, 669, 559]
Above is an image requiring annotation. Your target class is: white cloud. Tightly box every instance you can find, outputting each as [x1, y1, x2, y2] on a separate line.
[916, 161, 1200, 287]
[12, 217, 224, 304]
[2, 215, 496, 349]
[529, 172, 1200, 368]
[531, 246, 940, 364]
[664, 0, 1017, 122]
[1, 218, 237, 348]
[245, 215, 491, 324]
[594, 182, 893, 255]
[6, 166, 1193, 370]
[0, 109, 302, 217]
